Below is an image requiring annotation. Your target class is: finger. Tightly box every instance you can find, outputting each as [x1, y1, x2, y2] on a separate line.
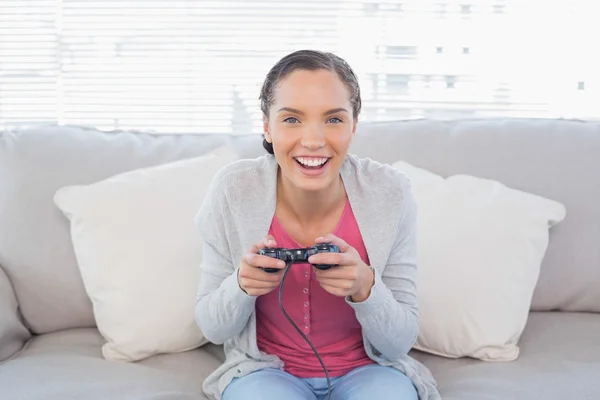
[307, 252, 351, 266]
[243, 253, 286, 270]
[314, 265, 358, 280]
[239, 278, 281, 289]
[240, 267, 284, 282]
[318, 284, 350, 297]
[315, 277, 355, 289]
[314, 233, 351, 252]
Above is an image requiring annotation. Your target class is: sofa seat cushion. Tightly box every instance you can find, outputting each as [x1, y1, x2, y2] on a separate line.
[0, 328, 223, 400]
[2, 313, 598, 400]
[411, 312, 600, 399]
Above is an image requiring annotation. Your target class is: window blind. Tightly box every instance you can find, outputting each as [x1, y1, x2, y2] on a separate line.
[1, 0, 598, 134]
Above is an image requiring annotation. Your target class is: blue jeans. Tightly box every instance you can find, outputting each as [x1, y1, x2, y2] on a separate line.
[221, 364, 418, 400]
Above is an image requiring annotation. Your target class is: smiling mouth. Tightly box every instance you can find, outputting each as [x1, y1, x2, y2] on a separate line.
[294, 157, 331, 170]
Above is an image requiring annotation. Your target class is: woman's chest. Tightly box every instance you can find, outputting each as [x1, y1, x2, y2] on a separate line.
[273, 204, 348, 248]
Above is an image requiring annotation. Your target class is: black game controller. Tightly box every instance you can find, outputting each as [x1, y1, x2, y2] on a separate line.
[258, 243, 340, 273]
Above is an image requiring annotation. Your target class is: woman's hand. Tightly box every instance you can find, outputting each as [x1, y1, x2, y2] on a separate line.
[308, 233, 374, 302]
[237, 235, 286, 297]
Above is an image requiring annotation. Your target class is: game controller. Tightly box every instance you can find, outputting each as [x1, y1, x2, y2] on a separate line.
[258, 243, 340, 273]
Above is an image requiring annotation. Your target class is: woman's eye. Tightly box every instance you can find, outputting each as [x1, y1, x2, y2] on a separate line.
[283, 117, 299, 124]
[328, 117, 343, 123]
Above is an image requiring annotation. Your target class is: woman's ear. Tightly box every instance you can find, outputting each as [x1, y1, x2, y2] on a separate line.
[263, 116, 272, 143]
[352, 118, 358, 135]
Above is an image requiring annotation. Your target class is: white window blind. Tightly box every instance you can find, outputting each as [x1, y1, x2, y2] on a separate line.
[1, 0, 599, 134]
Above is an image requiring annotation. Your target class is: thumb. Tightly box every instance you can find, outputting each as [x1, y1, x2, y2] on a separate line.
[315, 233, 350, 252]
[250, 235, 277, 254]
[263, 234, 277, 247]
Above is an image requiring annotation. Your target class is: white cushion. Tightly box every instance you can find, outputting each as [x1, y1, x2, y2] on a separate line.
[392, 160, 566, 361]
[54, 145, 237, 362]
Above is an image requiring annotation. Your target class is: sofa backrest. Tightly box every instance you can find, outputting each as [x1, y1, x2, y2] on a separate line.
[0, 118, 597, 334]
[0, 124, 260, 334]
[350, 118, 600, 312]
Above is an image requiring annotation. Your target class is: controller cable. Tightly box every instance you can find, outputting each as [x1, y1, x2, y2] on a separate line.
[279, 255, 331, 400]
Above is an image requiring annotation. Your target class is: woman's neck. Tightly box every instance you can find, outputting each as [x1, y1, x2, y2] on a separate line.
[277, 170, 346, 228]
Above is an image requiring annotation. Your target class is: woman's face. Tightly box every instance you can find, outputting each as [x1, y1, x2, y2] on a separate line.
[264, 68, 357, 193]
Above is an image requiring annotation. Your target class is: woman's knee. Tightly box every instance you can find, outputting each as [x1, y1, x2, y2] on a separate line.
[222, 368, 316, 400]
[332, 364, 418, 400]
[371, 367, 418, 398]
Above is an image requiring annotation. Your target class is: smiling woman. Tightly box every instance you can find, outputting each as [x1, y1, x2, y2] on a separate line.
[193, 50, 440, 400]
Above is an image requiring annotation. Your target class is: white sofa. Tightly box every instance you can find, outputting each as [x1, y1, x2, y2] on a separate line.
[1, 118, 599, 399]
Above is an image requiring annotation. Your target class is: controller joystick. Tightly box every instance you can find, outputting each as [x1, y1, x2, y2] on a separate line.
[258, 243, 340, 273]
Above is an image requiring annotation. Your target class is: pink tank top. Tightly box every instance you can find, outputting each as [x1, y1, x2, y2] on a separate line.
[255, 201, 375, 378]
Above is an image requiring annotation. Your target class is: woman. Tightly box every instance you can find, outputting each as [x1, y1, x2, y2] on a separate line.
[194, 50, 440, 400]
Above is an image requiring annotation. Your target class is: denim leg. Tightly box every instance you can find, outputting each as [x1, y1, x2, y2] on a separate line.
[222, 368, 318, 400]
[330, 364, 418, 400]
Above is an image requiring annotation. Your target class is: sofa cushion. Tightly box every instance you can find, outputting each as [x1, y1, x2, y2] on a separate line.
[0, 328, 221, 399]
[0, 124, 261, 334]
[53, 145, 237, 362]
[391, 160, 565, 361]
[411, 311, 600, 399]
[351, 118, 600, 312]
[0, 265, 31, 361]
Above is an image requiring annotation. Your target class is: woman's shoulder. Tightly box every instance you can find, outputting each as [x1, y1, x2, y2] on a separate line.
[208, 154, 277, 195]
[200, 154, 277, 213]
[344, 154, 412, 195]
[196, 154, 277, 224]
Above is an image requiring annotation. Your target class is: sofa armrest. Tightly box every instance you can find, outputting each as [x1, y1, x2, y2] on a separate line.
[0, 264, 31, 362]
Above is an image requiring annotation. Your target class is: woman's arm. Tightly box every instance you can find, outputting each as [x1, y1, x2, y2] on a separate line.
[347, 181, 419, 360]
[193, 180, 257, 345]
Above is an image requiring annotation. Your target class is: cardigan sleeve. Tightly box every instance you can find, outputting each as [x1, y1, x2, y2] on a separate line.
[193, 172, 257, 345]
[346, 176, 419, 360]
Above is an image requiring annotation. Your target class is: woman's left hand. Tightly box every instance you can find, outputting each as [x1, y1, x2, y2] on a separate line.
[308, 233, 374, 302]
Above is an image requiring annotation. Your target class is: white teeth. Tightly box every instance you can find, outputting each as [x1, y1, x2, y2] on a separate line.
[296, 157, 328, 167]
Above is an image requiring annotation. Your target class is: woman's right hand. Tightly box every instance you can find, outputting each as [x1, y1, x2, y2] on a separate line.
[237, 235, 286, 297]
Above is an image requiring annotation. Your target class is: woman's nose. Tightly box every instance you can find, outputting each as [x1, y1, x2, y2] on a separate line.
[300, 125, 325, 149]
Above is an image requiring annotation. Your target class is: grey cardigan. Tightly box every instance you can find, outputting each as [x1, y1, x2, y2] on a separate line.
[194, 153, 441, 400]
